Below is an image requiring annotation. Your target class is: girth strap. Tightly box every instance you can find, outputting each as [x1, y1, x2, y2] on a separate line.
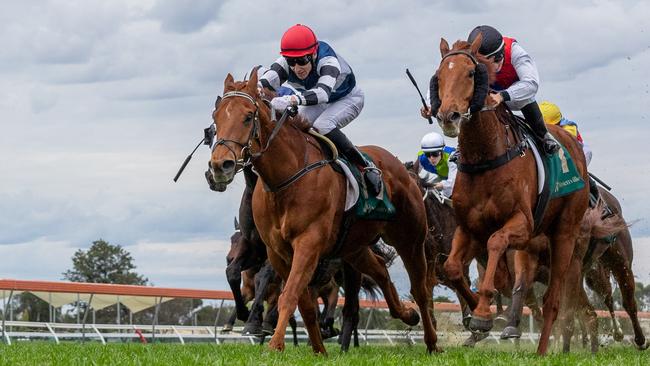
[457, 141, 527, 174]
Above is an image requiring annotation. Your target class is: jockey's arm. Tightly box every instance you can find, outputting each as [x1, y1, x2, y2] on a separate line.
[502, 42, 540, 104]
[418, 165, 438, 187]
[441, 159, 458, 197]
[259, 57, 290, 92]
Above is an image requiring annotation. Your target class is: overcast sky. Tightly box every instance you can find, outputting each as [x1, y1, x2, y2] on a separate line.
[1, 0, 649, 296]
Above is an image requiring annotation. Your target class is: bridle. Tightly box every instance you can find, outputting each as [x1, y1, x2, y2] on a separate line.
[211, 90, 292, 174]
[437, 50, 493, 123]
[211, 90, 331, 192]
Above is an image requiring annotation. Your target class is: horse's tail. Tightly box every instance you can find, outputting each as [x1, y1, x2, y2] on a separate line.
[360, 275, 381, 301]
[582, 200, 628, 241]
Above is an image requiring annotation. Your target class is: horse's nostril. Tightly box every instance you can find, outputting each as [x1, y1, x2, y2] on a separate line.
[222, 160, 236, 172]
[448, 112, 461, 122]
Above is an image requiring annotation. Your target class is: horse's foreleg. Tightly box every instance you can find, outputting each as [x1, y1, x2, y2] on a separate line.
[226, 256, 250, 321]
[243, 262, 275, 335]
[267, 243, 324, 353]
[340, 262, 361, 352]
[470, 213, 530, 333]
[444, 227, 479, 310]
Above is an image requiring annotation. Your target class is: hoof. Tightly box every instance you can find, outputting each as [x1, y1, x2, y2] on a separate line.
[221, 324, 233, 332]
[500, 326, 522, 339]
[268, 338, 285, 352]
[462, 315, 472, 330]
[613, 331, 624, 342]
[463, 332, 489, 347]
[243, 323, 264, 336]
[469, 316, 493, 333]
[404, 309, 420, 326]
[635, 339, 649, 351]
[494, 314, 508, 325]
[261, 323, 275, 336]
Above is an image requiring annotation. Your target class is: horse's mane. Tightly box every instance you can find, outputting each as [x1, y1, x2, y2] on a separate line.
[450, 40, 497, 85]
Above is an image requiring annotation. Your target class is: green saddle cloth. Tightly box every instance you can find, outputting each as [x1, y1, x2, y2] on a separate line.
[339, 153, 396, 221]
[546, 143, 585, 199]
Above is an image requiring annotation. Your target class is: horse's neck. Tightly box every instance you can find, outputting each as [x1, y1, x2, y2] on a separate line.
[252, 117, 309, 188]
[458, 112, 510, 164]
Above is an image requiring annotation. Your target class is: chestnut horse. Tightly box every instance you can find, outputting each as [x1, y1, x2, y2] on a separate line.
[208, 70, 436, 353]
[433, 35, 589, 355]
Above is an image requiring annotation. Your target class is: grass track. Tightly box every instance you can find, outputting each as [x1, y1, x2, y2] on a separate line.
[0, 343, 648, 365]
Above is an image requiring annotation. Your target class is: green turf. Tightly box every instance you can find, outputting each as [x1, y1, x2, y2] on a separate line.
[0, 342, 648, 366]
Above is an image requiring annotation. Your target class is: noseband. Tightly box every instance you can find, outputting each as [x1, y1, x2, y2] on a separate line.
[212, 91, 292, 172]
[211, 91, 261, 173]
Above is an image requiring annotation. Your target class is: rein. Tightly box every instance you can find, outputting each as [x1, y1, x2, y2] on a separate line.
[213, 90, 333, 192]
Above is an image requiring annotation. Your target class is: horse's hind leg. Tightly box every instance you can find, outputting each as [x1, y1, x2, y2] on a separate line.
[382, 228, 439, 353]
[586, 265, 623, 342]
[345, 247, 420, 326]
[502, 250, 538, 339]
[267, 242, 325, 353]
[538, 232, 579, 355]
[607, 254, 649, 349]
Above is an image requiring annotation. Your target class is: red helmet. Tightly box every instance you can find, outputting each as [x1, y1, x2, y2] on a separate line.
[280, 24, 318, 57]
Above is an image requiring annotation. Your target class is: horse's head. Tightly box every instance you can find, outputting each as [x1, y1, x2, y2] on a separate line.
[207, 68, 266, 192]
[431, 33, 492, 137]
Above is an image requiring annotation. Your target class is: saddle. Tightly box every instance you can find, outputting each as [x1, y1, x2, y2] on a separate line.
[308, 130, 396, 221]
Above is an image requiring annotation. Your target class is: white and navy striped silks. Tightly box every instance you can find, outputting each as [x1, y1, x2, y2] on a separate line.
[260, 41, 356, 106]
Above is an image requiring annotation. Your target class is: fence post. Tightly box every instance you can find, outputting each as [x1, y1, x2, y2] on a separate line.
[2, 290, 13, 345]
[81, 294, 94, 343]
[152, 297, 162, 343]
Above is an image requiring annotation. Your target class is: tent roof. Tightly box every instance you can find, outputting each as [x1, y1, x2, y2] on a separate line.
[1, 279, 232, 313]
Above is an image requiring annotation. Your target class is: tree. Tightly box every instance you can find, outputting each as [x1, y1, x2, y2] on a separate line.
[63, 239, 148, 285]
[61, 239, 149, 324]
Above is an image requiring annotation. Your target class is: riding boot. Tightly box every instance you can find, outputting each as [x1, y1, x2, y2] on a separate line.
[325, 128, 383, 198]
[521, 101, 560, 155]
[589, 176, 614, 219]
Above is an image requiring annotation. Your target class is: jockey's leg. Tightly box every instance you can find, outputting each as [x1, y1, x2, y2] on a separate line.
[521, 101, 559, 155]
[325, 128, 382, 197]
[313, 87, 383, 198]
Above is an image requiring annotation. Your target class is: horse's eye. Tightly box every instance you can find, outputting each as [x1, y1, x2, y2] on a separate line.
[469, 69, 475, 78]
[244, 112, 253, 124]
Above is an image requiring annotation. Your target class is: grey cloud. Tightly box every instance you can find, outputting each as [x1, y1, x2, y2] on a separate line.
[150, 0, 223, 34]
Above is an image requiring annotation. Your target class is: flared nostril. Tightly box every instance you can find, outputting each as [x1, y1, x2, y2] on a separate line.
[221, 160, 236, 173]
[448, 111, 461, 122]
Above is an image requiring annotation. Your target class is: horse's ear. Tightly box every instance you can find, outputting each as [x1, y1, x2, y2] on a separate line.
[440, 38, 450, 57]
[470, 32, 483, 55]
[246, 66, 261, 96]
[224, 73, 235, 92]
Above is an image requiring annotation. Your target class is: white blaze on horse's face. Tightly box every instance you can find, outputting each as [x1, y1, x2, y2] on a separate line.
[436, 56, 475, 138]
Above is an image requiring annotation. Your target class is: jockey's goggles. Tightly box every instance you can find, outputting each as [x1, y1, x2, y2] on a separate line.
[285, 55, 313, 67]
[424, 150, 442, 158]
